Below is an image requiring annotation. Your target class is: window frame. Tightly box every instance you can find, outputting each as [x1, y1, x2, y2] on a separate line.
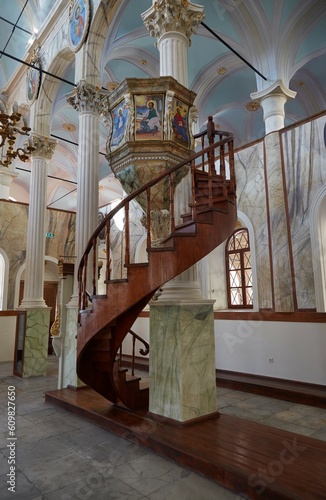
[225, 227, 253, 309]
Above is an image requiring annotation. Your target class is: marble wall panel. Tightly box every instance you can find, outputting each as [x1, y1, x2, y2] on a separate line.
[235, 141, 273, 309]
[264, 133, 294, 311]
[282, 117, 326, 309]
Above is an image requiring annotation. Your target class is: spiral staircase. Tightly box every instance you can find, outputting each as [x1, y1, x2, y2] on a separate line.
[76, 119, 237, 411]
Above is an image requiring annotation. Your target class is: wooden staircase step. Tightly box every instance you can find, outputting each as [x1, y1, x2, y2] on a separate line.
[125, 262, 149, 268]
[123, 373, 143, 387]
[77, 151, 237, 412]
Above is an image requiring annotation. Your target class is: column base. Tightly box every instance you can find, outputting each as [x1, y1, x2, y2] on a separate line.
[147, 409, 219, 427]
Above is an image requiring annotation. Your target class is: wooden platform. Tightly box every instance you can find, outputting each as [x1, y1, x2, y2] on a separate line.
[45, 387, 326, 499]
[216, 370, 326, 409]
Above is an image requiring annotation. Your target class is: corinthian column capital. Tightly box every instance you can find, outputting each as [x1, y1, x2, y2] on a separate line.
[67, 80, 110, 115]
[142, 0, 204, 45]
[29, 133, 57, 160]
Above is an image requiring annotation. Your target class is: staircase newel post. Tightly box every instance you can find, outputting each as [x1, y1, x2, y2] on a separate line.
[92, 238, 97, 296]
[77, 264, 82, 323]
[105, 220, 111, 284]
[220, 143, 227, 199]
[169, 172, 175, 233]
[191, 158, 197, 219]
[125, 202, 130, 266]
[207, 116, 216, 179]
[207, 115, 215, 145]
[82, 254, 88, 310]
[229, 139, 236, 192]
[146, 187, 151, 250]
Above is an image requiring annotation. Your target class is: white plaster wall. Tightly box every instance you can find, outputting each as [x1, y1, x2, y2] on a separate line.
[215, 320, 326, 385]
[121, 316, 150, 357]
[0, 316, 16, 362]
[121, 316, 326, 386]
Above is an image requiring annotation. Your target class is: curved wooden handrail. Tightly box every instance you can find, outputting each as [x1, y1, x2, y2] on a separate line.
[117, 328, 150, 377]
[76, 116, 237, 409]
[78, 118, 235, 318]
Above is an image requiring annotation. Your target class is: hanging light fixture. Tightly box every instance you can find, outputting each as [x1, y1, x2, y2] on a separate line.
[0, 102, 35, 168]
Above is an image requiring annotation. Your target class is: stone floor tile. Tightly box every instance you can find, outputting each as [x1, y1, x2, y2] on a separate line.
[0, 471, 43, 500]
[256, 417, 292, 430]
[294, 413, 326, 430]
[0, 357, 325, 500]
[146, 471, 241, 499]
[22, 451, 110, 493]
[309, 429, 326, 441]
[283, 424, 317, 436]
[44, 474, 145, 500]
[270, 409, 305, 422]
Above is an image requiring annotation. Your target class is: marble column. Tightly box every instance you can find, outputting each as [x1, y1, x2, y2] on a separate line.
[67, 81, 110, 302]
[142, 0, 204, 87]
[64, 81, 110, 388]
[0, 167, 18, 199]
[251, 81, 296, 134]
[19, 133, 57, 377]
[142, 1, 218, 423]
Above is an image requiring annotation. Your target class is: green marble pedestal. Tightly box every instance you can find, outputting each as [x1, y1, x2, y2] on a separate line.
[62, 306, 84, 389]
[149, 301, 217, 423]
[22, 308, 51, 377]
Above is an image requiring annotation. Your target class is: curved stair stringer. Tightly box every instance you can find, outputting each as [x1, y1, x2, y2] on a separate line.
[76, 122, 237, 411]
[77, 290, 156, 408]
[77, 198, 237, 410]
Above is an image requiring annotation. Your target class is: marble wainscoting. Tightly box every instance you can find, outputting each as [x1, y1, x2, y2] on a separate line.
[235, 141, 273, 310]
[264, 132, 294, 311]
[149, 302, 217, 423]
[282, 116, 326, 309]
[22, 308, 50, 377]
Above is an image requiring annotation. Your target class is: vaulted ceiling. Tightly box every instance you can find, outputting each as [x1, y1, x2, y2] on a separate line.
[1, 0, 326, 211]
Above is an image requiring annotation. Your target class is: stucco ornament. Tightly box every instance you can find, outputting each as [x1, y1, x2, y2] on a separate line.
[67, 80, 110, 115]
[142, 0, 205, 45]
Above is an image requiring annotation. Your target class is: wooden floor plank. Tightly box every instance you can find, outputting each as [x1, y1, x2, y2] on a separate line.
[45, 387, 326, 500]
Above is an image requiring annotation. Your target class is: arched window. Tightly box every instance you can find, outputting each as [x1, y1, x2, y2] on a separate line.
[226, 228, 253, 309]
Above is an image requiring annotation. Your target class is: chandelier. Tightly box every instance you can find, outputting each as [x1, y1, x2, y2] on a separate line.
[0, 103, 35, 168]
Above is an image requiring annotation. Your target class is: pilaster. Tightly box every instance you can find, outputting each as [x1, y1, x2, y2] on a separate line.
[0, 167, 18, 199]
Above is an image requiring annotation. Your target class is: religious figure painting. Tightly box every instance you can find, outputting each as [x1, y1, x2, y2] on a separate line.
[135, 95, 163, 140]
[26, 66, 41, 104]
[171, 99, 189, 146]
[110, 100, 129, 150]
[68, 0, 90, 52]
